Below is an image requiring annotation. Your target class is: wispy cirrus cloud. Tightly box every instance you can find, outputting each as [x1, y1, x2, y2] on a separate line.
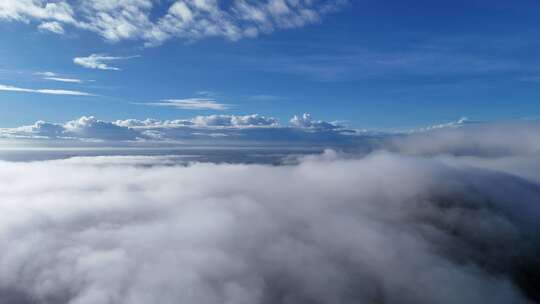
[44, 76, 83, 83]
[140, 98, 230, 110]
[33, 71, 57, 77]
[0, 84, 93, 96]
[34, 71, 83, 83]
[73, 54, 139, 71]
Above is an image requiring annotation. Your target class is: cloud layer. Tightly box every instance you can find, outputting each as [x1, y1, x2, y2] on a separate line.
[0, 0, 347, 45]
[0, 114, 354, 143]
[3, 115, 540, 158]
[0, 149, 538, 303]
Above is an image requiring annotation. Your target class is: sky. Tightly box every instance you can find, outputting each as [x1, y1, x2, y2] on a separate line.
[2, 2, 540, 303]
[1, 0, 540, 130]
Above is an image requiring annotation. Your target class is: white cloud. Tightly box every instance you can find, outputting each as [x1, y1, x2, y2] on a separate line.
[290, 113, 340, 130]
[0, 0, 76, 23]
[190, 114, 279, 127]
[10, 120, 65, 138]
[0, 0, 347, 45]
[33, 71, 57, 77]
[142, 98, 230, 110]
[0, 84, 93, 96]
[416, 117, 481, 132]
[38, 20, 65, 34]
[6, 114, 540, 157]
[1, 117, 138, 141]
[63, 116, 140, 140]
[0, 113, 353, 142]
[34, 71, 83, 83]
[73, 54, 139, 70]
[386, 121, 540, 157]
[44, 76, 83, 83]
[0, 151, 537, 303]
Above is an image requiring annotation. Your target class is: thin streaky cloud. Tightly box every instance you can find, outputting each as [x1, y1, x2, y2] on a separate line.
[33, 71, 57, 77]
[139, 98, 230, 110]
[34, 72, 83, 83]
[0, 84, 93, 96]
[44, 77, 83, 84]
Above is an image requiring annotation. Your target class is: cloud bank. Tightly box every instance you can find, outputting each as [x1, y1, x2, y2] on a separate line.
[0, 114, 355, 144]
[0, 0, 347, 45]
[3, 115, 540, 158]
[0, 149, 538, 303]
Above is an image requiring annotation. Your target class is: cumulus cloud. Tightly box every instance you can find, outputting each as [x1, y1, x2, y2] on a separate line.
[1, 116, 139, 141]
[10, 120, 65, 139]
[141, 98, 230, 110]
[0, 151, 538, 303]
[3, 115, 540, 158]
[191, 114, 279, 127]
[0, 0, 347, 45]
[63, 116, 141, 140]
[290, 113, 340, 130]
[73, 54, 139, 71]
[0, 84, 93, 96]
[0, 113, 349, 143]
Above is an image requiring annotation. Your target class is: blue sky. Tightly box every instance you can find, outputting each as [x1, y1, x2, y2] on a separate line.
[1, 0, 540, 129]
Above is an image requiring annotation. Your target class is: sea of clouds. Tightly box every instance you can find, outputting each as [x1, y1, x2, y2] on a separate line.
[0, 121, 539, 304]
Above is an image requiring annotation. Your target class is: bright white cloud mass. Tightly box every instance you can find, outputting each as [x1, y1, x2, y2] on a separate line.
[0, 141, 539, 303]
[0, 120, 539, 303]
[0, 0, 347, 45]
